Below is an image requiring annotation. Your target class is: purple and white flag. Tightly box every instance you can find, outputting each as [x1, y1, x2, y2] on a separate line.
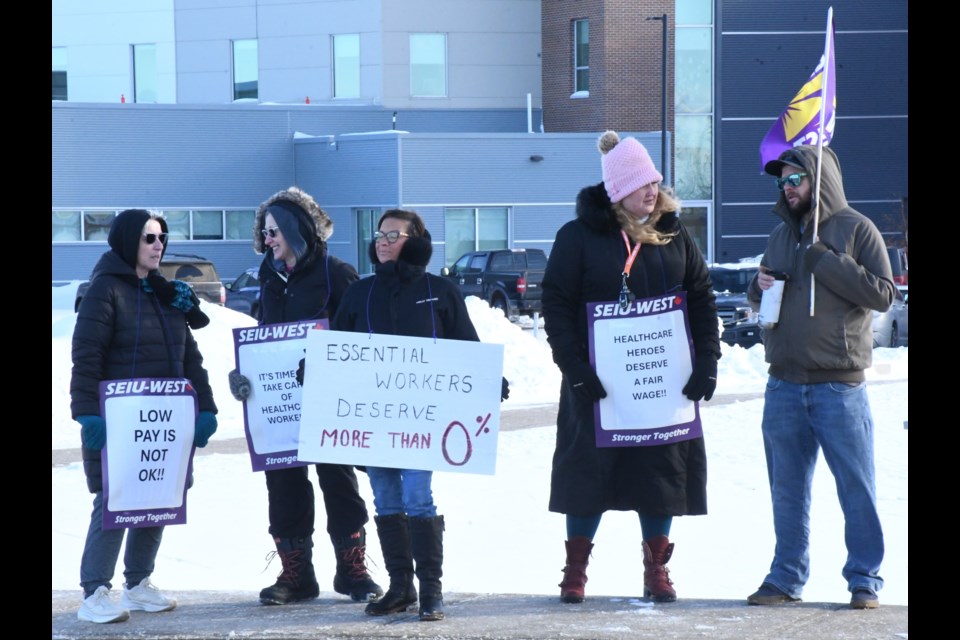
[759, 12, 836, 173]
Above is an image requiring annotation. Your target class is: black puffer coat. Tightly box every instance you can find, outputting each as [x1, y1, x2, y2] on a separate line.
[71, 251, 217, 493]
[258, 244, 359, 325]
[541, 183, 720, 516]
[332, 233, 479, 343]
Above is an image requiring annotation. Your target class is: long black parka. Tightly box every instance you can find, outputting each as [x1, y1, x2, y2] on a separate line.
[541, 183, 721, 516]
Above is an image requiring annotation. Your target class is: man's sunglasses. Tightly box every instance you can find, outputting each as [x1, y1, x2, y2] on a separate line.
[142, 233, 169, 244]
[776, 172, 807, 191]
[373, 230, 411, 244]
[261, 227, 280, 239]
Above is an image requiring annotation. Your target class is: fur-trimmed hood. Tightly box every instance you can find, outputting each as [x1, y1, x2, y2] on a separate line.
[575, 182, 680, 236]
[253, 186, 333, 255]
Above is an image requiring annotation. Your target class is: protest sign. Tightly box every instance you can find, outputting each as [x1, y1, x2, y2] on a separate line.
[587, 293, 702, 447]
[100, 378, 197, 529]
[299, 331, 504, 474]
[232, 319, 327, 471]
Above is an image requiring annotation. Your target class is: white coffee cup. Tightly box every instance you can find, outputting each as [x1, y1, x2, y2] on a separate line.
[759, 273, 787, 329]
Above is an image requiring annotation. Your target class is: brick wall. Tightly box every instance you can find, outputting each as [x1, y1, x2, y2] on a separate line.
[541, 0, 674, 134]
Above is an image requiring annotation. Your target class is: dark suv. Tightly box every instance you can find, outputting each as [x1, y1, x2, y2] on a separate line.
[74, 254, 226, 312]
[708, 263, 762, 349]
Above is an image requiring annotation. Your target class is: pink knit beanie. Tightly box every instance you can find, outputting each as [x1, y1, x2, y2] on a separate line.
[599, 131, 663, 203]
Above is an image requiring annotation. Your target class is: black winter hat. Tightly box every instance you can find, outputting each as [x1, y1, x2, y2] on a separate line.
[265, 200, 314, 264]
[108, 209, 169, 270]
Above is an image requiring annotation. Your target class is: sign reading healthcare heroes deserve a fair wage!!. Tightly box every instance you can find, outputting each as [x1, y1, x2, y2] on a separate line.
[99, 378, 197, 530]
[299, 330, 505, 475]
[232, 319, 328, 471]
[587, 293, 702, 447]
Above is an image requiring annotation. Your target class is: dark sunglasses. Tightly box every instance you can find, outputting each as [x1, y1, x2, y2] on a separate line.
[261, 226, 280, 239]
[142, 233, 169, 245]
[776, 172, 808, 191]
[373, 230, 411, 244]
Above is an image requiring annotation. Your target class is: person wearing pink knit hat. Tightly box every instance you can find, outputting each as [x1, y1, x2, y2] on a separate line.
[541, 130, 721, 605]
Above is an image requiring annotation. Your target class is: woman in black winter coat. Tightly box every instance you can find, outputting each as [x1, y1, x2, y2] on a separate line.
[332, 209, 486, 622]
[542, 132, 721, 604]
[226, 187, 383, 607]
[70, 209, 218, 624]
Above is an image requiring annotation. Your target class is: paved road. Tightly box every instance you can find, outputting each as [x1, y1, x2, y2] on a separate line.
[52, 589, 908, 640]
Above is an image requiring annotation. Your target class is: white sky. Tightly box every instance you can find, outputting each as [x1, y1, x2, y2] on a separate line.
[52, 281, 908, 606]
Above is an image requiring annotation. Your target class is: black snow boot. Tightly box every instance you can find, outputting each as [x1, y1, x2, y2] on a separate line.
[364, 515, 418, 616]
[259, 535, 320, 605]
[331, 527, 384, 602]
[410, 515, 445, 621]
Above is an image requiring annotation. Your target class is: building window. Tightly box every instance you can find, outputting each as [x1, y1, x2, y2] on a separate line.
[83, 212, 117, 241]
[52, 211, 81, 241]
[164, 210, 191, 240]
[443, 207, 509, 266]
[232, 39, 258, 100]
[355, 208, 381, 274]
[333, 34, 360, 99]
[410, 34, 446, 97]
[53, 47, 68, 101]
[226, 210, 255, 240]
[573, 19, 589, 95]
[133, 44, 158, 103]
[192, 210, 224, 240]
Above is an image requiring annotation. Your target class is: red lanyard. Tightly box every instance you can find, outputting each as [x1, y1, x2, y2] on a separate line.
[620, 230, 641, 277]
[619, 230, 641, 311]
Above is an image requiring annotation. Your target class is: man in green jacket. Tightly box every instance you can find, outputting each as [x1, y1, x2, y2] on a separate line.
[745, 145, 895, 610]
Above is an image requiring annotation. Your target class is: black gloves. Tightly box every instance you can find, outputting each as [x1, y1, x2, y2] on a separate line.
[501, 376, 510, 402]
[228, 369, 252, 401]
[147, 275, 210, 329]
[565, 359, 607, 402]
[682, 354, 718, 402]
[296, 358, 305, 387]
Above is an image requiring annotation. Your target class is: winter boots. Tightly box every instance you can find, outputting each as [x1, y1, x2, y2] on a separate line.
[642, 535, 677, 602]
[331, 528, 384, 602]
[365, 515, 418, 616]
[410, 515, 445, 621]
[559, 537, 594, 603]
[259, 535, 320, 605]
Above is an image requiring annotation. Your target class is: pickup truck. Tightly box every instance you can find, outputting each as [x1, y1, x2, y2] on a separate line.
[440, 248, 547, 319]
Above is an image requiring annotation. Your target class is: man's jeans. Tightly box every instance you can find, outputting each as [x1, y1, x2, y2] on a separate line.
[760, 376, 884, 598]
[79, 491, 164, 597]
[365, 467, 437, 518]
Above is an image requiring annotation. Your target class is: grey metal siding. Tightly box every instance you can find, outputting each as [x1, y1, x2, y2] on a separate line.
[716, 1, 908, 262]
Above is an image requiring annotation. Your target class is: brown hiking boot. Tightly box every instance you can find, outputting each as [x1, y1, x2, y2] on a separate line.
[559, 537, 593, 603]
[642, 535, 677, 602]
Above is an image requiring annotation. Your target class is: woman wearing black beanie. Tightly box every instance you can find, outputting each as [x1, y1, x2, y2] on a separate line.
[71, 209, 218, 624]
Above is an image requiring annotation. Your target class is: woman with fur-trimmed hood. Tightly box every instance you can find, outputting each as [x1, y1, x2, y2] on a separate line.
[541, 132, 721, 605]
[226, 187, 383, 606]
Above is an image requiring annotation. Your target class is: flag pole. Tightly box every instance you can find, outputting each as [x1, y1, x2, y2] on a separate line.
[810, 6, 834, 315]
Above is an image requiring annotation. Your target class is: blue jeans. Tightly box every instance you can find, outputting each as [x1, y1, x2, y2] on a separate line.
[365, 467, 437, 518]
[79, 492, 164, 597]
[760, 376, 884, 598]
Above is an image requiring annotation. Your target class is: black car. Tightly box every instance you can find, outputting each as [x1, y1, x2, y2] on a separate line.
[224, 267, 262, 319]
[74, 253, 226, 312]
[708, 263, 762, 349]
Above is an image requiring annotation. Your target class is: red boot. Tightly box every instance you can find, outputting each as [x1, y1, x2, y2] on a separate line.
[642, 535, 677, 602]
[559, 537, 593, 603]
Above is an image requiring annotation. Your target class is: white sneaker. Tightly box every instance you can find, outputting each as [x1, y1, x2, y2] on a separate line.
[78, 586, 130, 623]
[120, 577, 178, 613]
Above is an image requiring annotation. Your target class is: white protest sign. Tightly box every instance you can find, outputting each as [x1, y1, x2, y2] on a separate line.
[588, 294, 702, 447]
[299, 330, 504, 475]
[100, 378, 197, 529]
[233, 320, 327, 471]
